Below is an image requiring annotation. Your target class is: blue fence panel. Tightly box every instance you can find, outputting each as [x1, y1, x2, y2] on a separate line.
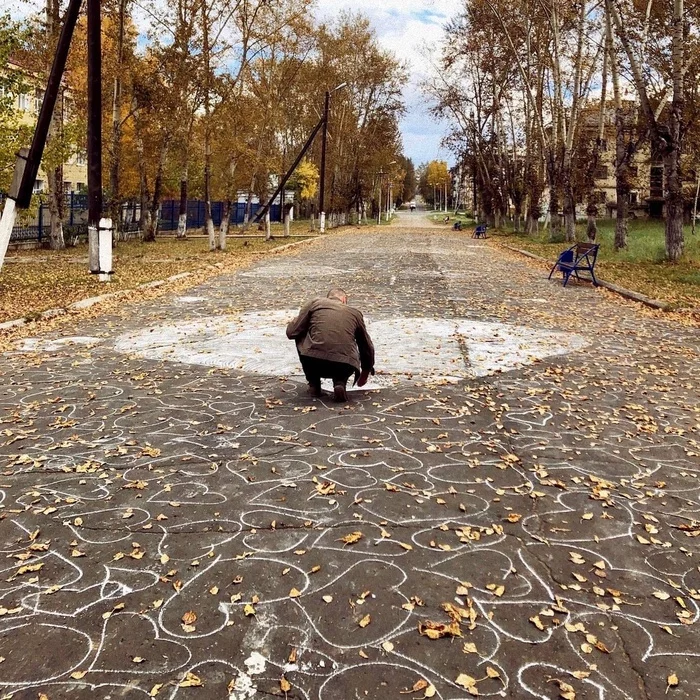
[6, 195, 282, 243]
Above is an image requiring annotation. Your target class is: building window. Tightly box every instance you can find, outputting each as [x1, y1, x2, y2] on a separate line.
[33, 179, 44, 194]
[76, 151, 87, 166]
[33, 90, 43, 114]
[594, 166, 609, 180]
[594, 191, 607, 204]
[650, 166, 664, 199]
[18, 93, 30, 111]
[630, 191, 638, 204]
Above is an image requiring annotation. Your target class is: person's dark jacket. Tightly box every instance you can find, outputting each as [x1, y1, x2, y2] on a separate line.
[286, 298, 374, 374]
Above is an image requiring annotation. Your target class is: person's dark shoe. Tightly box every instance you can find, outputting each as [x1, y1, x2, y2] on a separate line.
[308, 381, 322, 397]
[333, 383, 348, 402]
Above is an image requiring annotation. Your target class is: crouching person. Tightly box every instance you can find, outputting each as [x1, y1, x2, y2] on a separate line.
[286, 288, 375, 402]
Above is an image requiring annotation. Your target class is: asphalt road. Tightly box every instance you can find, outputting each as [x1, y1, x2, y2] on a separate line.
[0, 218, 699, 699]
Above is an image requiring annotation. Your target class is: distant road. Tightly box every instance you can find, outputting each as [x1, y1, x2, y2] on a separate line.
[391, 207, 444, 229]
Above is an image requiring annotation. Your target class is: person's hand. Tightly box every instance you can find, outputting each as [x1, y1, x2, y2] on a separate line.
[357, 369, 370, 387]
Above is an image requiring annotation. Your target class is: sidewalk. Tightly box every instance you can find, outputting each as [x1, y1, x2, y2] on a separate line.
[0, 223, 698, 698]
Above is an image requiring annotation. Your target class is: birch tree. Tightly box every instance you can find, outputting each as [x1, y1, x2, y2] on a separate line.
[599, 0, 695, 260]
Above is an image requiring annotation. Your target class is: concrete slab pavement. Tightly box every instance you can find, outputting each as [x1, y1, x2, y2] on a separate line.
[0, 223, 699, 699]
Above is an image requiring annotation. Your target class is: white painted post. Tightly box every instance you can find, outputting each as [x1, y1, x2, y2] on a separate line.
[319, 211, 326, 233]
[0, 198, 18, 273]
[98, 217, 113, 282]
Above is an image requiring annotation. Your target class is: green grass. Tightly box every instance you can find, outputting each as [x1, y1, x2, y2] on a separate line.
[427, 212, 476, 229]
[491, 218, 700, 308]
[0, 235, 302, 324]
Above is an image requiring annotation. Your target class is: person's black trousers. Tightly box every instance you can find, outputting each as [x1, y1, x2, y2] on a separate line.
[299, 355, 356, 388]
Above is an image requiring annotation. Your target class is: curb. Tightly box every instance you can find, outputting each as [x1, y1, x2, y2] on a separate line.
[0, 235, 320, 335]
[501, 245, 672, 311]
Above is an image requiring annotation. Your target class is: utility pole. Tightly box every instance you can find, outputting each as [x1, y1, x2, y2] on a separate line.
[377, 170, 384, 225]
[87, 0, 105, 274]
[318, 82, 346, 233]
[319, 90, 329, 233]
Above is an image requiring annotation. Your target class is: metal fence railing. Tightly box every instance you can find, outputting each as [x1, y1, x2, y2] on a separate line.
[157, 200, 281, 231]
[2, 195, 281, 243]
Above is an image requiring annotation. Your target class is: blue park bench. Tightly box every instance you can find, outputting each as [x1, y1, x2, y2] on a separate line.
[548, 242, 600, 287]
[472, 224, 487, 239]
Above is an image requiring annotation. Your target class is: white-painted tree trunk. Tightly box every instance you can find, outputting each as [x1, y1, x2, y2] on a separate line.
[177, 213, 187, 238]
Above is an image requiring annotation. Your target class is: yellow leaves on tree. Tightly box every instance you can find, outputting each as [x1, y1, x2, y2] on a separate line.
[293, 159, 319, 201]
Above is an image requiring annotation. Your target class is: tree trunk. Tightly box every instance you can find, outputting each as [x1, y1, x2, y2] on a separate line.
[135, 111, 149, 238]
[46, 165, 65, 250]
[201, 1, 215, 251]
[586, 202, 598, 241]
[563, 179, 576, 242]
[692, 169, 699, 237]
[525, 214, 535, 234]
[264, 210, 271, 240]
[144, 140, 168, 243]
[548, 184, 562, 240]
[204, 179, 215, 250]
[243, 184, 254, 226]
[218, 199, 230, 250]
[665, 143, 684, 261]
[109, 0, 126, 242]
[615, 190, 629, 251]
[177, 168, 187, 238]
[664, 0, 684, 261]
[614, 111, 630, 251]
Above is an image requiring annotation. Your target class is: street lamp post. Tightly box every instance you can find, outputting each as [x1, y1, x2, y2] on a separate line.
[319, 82, 346, 233]
[376, 170, 384, 225]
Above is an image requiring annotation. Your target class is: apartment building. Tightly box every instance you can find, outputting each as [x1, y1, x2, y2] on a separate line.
[580, 101, 696, 219]
[3, 59, 87, 195]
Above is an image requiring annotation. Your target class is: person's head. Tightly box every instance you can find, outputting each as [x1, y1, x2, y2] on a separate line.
[327, 288, 348, 304]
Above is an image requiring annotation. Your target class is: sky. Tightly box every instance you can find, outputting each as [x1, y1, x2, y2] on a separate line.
[314, 0, 455, 167]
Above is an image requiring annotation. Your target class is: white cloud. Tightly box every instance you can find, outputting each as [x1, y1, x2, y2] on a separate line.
[314, 0, 455, 165]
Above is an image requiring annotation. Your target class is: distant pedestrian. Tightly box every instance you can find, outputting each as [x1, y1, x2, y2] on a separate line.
[286, 288, 375, 402]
